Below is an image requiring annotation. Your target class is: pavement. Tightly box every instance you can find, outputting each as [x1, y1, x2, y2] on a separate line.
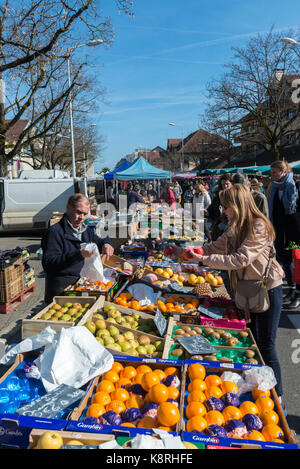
[0, 232, 299, 446]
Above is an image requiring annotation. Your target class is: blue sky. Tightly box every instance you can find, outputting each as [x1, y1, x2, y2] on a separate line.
[85, 0, 300, 172]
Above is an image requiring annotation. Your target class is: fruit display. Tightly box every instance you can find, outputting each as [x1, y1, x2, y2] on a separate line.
[78, 361, 183, 432]
[83, 317, 165, 358]
[37, 300, 94, 323]
[183, 364, 286, 443]
[93, 302, 160, 335]
[68, 279, 116, 293]
[167, 325, 261, 364]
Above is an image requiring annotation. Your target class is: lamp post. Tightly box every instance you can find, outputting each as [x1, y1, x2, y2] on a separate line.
[66, 39, 103, 179]
[168, 122, 184, 171]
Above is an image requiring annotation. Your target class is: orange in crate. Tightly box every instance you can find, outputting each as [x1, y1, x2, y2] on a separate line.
[103, 370, 119, 384]
[221, 381, 238, 394]
[239, 401, 259, 416]
[222, 406, 243, 422]
[115, 378, 132, 389]
[91, 391, 111, 406]
[120, 366, 137, 381]
[137, 417, 157, 429]
[157, 402, 180, 427]
[205, 386, 223, 399]
[153, 369, 166, 381]
[149, 383, 169, 404]
[255, 396, 274, 415]
[125, 395, 144, 409]
[86, 403, 105, 418]
[204, 375, 222, 388]
[168, 386, 180, 400]
[136, 364, 152, 375]
[244, 430, 266, 441]
[141, 371, 160, 391]
[111, 361, 124, 374]
[188, 379, 207, 393]
[157, 300, 167, 313]
[261, 424, 284, 442]
[96, 380, 115, 394]
[205, 410, 225, 426]
[111, 388, 130, 402]
[188, 363, 206, 381]
[106, 400, 126, 414]
[252, 386, 271, 400]
[131, 300, 141, 310]
[163, 366, 179, 377]
[187, 390, 206, 404]
[185, 402, 207, 419]
[260, 409, 279, 426]
[186, 415, 207, 433]
[120, 422, 136, 428]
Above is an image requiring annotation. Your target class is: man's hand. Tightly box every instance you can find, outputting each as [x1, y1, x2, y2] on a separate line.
[102, 243, 114, 259]
[81, 247, 94, 258]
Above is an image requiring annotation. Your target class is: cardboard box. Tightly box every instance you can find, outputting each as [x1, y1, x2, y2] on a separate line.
[21, 295, 103, 340]
[181, 361, 298, 448]
[67, 357, 184, 436]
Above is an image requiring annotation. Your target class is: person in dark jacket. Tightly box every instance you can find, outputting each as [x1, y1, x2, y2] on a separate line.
[41, 193, 114, 303]
[127, 183, 145, 212]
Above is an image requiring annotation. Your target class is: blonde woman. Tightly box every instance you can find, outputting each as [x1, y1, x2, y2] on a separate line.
[182, 184, 285, 403]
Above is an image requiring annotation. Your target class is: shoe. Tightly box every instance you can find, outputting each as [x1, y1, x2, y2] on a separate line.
[283, 289, 295, 303]
[287, 296, 300, 309]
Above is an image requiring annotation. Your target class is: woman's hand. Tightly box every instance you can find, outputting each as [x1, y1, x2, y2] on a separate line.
[184, 251, 204, 263]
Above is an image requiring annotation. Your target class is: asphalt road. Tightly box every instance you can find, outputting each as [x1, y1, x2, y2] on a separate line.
[0, 232, 299, 445]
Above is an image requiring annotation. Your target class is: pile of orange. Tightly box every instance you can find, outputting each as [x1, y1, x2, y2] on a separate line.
[85, 362, 181, 430]
[185, 364, 284, 443]
[156, 295, 200, 314]
[114, 292, 155, 311]
[74, 280, 115, 292]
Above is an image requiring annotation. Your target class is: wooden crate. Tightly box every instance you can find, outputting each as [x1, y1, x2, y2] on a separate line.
[0, 262, 24, 286]
[0, 275, 25, 303]
[28, 429, 116, 449]
[162, 320, 264, 365]
[102, 254, 139, 275]
[68, 358, 185, 434]
[21, 295, 104, 339]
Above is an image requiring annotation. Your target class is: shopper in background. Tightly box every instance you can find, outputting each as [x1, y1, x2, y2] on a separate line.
[173, 180, 183, 204]
[268, 161, 299, 307]
[207, 174, 232, 241]
[192, 184, 211, 241]
[232, 173, 269, 217]
[183, 183, 195, 204]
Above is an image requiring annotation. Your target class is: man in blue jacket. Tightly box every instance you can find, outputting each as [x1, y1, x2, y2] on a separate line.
[42, 193, 114, 303]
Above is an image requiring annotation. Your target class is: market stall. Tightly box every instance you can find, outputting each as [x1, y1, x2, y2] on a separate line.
[0, 227, 298, 450]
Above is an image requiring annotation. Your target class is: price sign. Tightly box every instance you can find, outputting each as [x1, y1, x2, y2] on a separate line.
[176, 335, 217, 356]
[154, 310, 167, 337]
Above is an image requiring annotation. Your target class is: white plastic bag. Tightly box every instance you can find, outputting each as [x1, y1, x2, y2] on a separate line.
[80, 242, 104, 282]
[0, 326, 57, 366]
[127, 283, 159, 306]
[35, 326, 114, 392]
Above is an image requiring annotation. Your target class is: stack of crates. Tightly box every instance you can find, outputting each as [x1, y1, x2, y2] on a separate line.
[0, 256, 25, 305]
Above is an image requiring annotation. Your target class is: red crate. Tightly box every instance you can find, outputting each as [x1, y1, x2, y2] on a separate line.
[0, 284, 36, 314]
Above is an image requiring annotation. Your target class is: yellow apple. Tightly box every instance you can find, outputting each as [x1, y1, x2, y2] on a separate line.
[36, 431, 63, 449]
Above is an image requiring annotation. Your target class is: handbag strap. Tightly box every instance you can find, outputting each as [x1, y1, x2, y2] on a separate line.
[262, 246, 275, 286]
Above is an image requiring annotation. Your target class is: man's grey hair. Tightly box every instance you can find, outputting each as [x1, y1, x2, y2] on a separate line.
[232, 173, 249, 186]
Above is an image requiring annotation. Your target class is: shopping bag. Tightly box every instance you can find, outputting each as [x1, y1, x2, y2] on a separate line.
[80, 242, 104, 282]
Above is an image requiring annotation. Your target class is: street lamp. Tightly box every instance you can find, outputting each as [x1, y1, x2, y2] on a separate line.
[281, 37, 299, 45]
[66, 39, 103, 179]
[169, 122, 184, 171]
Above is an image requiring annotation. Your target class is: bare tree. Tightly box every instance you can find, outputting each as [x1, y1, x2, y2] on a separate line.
[0, 0, 134, 176]
[200, 28, 300, 162]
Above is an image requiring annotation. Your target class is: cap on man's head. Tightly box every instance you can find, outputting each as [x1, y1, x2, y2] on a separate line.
[232, 173, 249, 186]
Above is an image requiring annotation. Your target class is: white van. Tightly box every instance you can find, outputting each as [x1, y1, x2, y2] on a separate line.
[0, 177, 86, 232]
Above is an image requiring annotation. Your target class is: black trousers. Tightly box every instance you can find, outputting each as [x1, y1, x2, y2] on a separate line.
[44, 275, 79, 304]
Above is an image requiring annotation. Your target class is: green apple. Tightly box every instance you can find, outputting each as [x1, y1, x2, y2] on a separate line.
[104, 336, 115, 346]
[132, 313, 140, 321]
[124, 331, 135, 341]
[128, 339, 139, 349]
[115, 334, 125, 343]
[62, 314, 72, 322]
[127, 348, 139, 357]
[107, 317, 117, 324]
[120, 341, 131, 352]
[108, 325, 119, 337]
[136, 346, 147, 355]
[109, 343, 122, 352]
[96, 337, 104, 345]
[94, 319, 106, 330]
[84, 321, 96, 334]
[96, 329, 110, 338]
[154, 341, 164, 352]
[93, 313, 104, 320]
[63, 302, 73, 309]
[145, 344, 156, 355]
[104, 304, 116, 314]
